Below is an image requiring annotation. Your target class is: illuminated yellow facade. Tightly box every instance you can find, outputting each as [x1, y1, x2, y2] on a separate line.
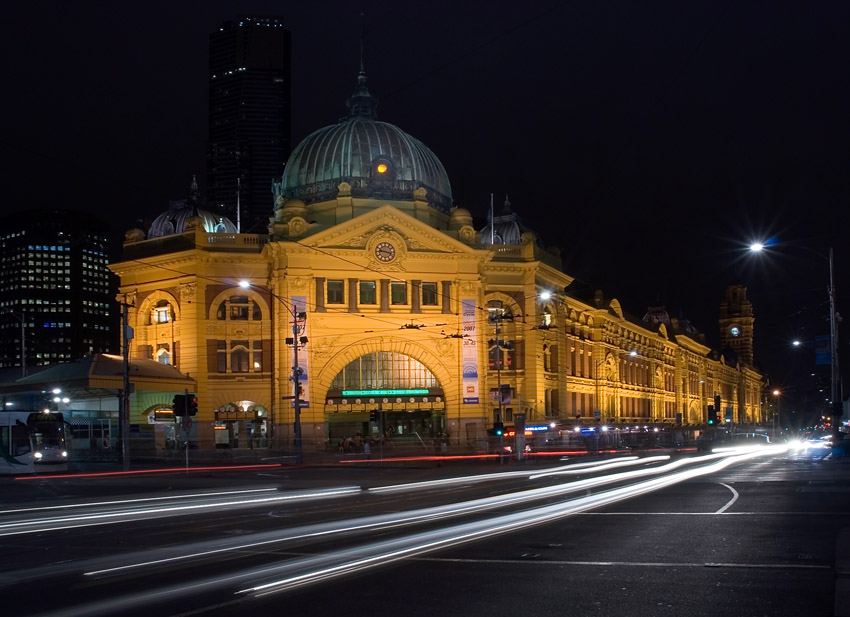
[112, 72, 763, 452]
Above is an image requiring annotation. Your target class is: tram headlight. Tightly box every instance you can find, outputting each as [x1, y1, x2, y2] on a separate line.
[34, 451, 43, 460]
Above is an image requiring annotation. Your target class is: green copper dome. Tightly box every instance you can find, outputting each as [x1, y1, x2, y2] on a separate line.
[274, 72, 453, 213]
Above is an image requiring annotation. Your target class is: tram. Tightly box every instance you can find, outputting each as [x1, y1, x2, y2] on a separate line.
[0, 411, 68, 474]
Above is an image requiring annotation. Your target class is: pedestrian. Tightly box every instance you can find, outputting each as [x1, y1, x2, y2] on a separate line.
[441, 439, 447, 456]
[364, 440, 371, 460]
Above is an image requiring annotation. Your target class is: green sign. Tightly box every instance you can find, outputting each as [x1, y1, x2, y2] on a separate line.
[341, 389, 430, 397]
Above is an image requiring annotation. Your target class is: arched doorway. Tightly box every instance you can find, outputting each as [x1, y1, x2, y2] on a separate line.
[323, 351, 446, 448]
[213, 400, 270, 449]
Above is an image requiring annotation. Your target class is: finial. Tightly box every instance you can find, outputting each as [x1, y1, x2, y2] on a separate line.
[360, 13, 366, 75]
[346, 14, 378, 120]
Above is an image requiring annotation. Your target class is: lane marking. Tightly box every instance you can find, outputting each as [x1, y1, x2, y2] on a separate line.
[716, 482, 739, 513]
[415, 557, 831, 570]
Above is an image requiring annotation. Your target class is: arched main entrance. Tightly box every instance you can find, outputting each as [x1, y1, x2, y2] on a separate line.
[323, 351, 446, 447]
[213, 401, 270, 449]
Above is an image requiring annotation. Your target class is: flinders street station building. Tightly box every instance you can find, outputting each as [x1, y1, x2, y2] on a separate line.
[110, 70, 765, 453]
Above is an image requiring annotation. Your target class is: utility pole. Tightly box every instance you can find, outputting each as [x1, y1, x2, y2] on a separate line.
[828, 247, 842, 441]
[287, 309, 307, 464]
[120, 298, 134, 471]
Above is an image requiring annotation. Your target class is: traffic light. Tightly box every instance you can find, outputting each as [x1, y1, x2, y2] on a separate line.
[707, 405, 716, 425]
[187, 394, 198, 416]
[369, 409, 378, 422]
[172, 394, 186, 415]
[493, 422, 504, 436]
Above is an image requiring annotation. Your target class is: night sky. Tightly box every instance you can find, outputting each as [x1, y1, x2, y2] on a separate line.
[2, 1, 849, 410]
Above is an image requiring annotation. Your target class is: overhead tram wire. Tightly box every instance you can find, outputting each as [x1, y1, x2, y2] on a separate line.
[122, 256, 454, 339]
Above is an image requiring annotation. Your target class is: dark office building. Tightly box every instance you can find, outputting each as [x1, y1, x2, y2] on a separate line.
[207, 15, 291, 232]
[0, 210, 114, 374]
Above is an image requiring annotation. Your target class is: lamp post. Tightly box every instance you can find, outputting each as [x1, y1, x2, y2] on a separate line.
[241, 280, 306, 463]
[772, 389, 781, 440]
[750, 243, 841, 441]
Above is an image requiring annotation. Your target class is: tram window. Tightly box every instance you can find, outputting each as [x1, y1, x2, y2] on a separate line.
[11, 424, 31, 456]
[421, 282, 438, 306]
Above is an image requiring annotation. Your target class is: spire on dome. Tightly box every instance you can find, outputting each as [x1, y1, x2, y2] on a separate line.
[346, 14, 379, 120]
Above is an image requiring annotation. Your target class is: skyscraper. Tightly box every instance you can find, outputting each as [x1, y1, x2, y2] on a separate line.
[0, 210, 114, 373]
[207, 15, 291, 232]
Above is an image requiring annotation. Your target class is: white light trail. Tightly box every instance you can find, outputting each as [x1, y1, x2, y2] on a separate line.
[0, 487, 361, 537]
[27, 446, 786, 617]
[0, 487, 279, 515]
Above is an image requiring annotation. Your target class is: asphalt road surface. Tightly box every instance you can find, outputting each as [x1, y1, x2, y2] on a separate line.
[2, 445, 848, 617]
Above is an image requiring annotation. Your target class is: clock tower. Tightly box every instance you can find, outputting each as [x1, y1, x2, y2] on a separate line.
[719, 284, 755, 365]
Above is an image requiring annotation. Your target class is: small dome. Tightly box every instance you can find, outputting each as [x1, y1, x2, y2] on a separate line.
[481, 196, 529, 245]
[148, 176, 237, 238]
[273, 71, 452, 214]
[643, 305, 671, 328]
[449, 207, 473, 230]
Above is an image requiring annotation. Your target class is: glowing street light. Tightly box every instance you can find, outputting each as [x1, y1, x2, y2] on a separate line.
[750, 241, 841, 441]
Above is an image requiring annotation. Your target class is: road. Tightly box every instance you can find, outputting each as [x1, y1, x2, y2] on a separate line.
[2, 445, 848, 617]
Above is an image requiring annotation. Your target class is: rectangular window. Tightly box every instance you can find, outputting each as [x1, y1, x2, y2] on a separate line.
[421, 282, 438, 306]
[230, 304, 248, 320]
[327, 280, 344, 304]
[359, 281, 377, 305]
[217, 340, 227, 373]
[253, 340, 263, 372]
[390, 282, 407, 305]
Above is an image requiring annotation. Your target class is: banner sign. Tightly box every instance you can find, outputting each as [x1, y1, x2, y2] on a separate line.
[462, 299, 480, 403]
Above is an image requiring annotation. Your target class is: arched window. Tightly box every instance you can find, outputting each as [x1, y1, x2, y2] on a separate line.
[217, 296, 262, 321]
[156, 348, 171, 365]
[230, 344, 249, 373]
[330, 352, 438, 390]
[210, 292, 268, 374]
[151, 299, 173, 324]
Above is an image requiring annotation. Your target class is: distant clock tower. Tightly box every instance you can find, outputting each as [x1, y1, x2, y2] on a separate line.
[719, 285, 754, 365]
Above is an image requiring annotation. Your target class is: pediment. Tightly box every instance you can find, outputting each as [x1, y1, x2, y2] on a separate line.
[296, 205, 479, 257]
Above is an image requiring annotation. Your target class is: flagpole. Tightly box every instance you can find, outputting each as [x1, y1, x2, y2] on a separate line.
[489, 193, 494, 244]
[236, 178, 242, 233]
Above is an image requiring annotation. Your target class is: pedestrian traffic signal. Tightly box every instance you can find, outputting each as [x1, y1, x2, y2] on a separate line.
[707, 405, 717, 425]
[187, 394, 198, 416]
[172, 394, 186, 415]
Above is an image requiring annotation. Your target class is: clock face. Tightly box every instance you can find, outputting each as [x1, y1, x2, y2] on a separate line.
[375, 241, 396, 262]
[730, 326, 740, 337]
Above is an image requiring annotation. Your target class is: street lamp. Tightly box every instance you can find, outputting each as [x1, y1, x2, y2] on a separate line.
[240, 279, 307, 463]
[772, 389, 781, 438]
[750, 243, 841, 441]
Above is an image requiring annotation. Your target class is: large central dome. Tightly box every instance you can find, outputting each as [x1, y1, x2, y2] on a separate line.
[274, 71, 452, 213]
